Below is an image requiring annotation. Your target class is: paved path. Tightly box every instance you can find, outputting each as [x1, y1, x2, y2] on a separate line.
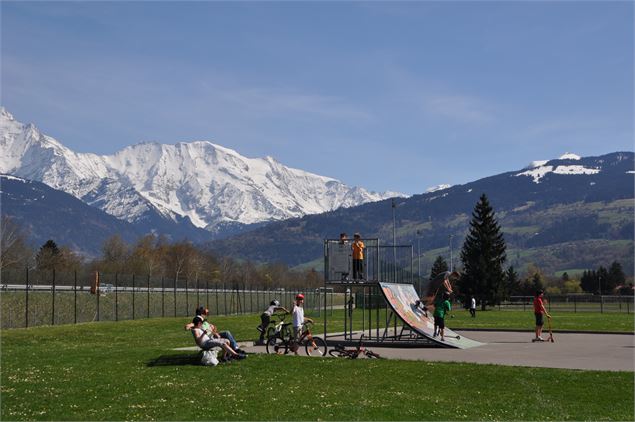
[242, 331, 634, 372]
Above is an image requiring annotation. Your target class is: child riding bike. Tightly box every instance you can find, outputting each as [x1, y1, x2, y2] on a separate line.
[290, 293, 318, 354]
[256, 299, 289, 345]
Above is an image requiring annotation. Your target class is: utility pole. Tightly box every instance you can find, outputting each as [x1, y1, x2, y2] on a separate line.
[449, 234, 454, 272]
[416, 230, 422, 295]
[392, 198, 397, 282]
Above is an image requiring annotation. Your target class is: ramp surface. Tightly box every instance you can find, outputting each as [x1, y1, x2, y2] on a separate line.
[379, 282, 482, 349]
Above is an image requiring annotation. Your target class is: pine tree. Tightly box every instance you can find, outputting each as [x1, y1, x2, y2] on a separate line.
[580, 270, 595, 293]
[36, 240, 60, 271]
[606, 261, 626, 293]
[505, 266, 520, 297]
[429, 255, 449, 280]
[459, 194, 507, 309]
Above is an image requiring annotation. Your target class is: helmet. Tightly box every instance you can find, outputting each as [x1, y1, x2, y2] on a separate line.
[296, 294, 305, 300]
[271, 300, 280, 306]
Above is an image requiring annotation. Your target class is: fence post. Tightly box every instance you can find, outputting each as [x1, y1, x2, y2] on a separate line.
[215, 281, 219, 315]
[132, 274, 136, 320]
[74, 270, 77, 324]
[173, 277, 177, 317]
[115, 273, 119, 322]
[250, 284, 253, 313]
[600, 295, 603, 313]
[51, 269, 56, 326]
[224, 282, 227, 315]
[206, 280, 209, 309]
[25, 267, 29, 328]
[161, 276, 165, 318]
[147, 275, 150, 319]
[185, 277, 189, 315]
[96, 271, 100, 322]
[574, 296, 576, 313]
[196, 276, 199, 309]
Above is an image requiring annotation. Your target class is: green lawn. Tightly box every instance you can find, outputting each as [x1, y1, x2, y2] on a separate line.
[443, 309, 634, 333]
[1, 316, 633, 420]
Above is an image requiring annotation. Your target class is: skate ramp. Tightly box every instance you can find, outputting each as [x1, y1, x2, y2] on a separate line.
[379, 282, 482, 349]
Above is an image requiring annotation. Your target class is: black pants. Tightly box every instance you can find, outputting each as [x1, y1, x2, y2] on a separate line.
[259, 313, 270, 342]
[353, 259, 364, 280]
[470, 308, 476, 318]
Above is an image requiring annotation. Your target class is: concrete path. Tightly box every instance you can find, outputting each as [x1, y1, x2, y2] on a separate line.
[242, 331, 634, 372]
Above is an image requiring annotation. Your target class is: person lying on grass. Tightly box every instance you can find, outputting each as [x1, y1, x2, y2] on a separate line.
[191, 316, 245, 361]
[185, 306, 246, 354]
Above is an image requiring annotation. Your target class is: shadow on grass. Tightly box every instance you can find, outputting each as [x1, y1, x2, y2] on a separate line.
[147, 353, 202, 367]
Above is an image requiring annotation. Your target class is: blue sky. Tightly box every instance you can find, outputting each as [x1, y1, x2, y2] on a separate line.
[2, 1, 633, 195]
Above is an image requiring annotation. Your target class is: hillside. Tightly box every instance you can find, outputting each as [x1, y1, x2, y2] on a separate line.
[208, 152, 635, 275]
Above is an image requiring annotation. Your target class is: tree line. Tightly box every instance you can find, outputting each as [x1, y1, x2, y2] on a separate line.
[0, 216, 321, 289]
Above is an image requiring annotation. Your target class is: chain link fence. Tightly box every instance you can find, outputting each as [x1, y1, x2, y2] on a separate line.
[501, 295, 633, 313]
[0, 269, 341, 329]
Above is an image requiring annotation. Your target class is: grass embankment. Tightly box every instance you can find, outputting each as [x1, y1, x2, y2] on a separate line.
[2, 315, 633, 421]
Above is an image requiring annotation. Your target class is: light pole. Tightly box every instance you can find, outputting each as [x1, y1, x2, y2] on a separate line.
[598, 274, 601, 296]
[449, 234, 454, 272]
[391, 199, 397, 282]
[416, 230, 422, 295]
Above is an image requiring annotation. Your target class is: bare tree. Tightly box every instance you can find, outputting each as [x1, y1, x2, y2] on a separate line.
[0, 215, 32, 270]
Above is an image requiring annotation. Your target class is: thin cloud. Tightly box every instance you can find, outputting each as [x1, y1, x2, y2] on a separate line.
[423, 94, 496, 124]
[217, 87, 373, 122]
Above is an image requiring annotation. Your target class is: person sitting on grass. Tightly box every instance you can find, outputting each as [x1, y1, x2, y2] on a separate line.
[290, 293, 317, 355]
[185, 306, 246, 355]
[433, 292, 451, 341]
[199, 307, 246, 354]
[256, 300, 289, 345]
[191, 316, 245, 361]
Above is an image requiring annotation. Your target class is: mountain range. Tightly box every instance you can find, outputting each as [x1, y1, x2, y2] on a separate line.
[1, 107, 633, 275]
[0, 107, 400, 241]
[208, 152, 634, 275]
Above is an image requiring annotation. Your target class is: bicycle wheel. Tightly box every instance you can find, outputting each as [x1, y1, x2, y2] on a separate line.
[266, 327, 275, 340]
[266, 335, 288, 355]
[328, 349, 347, 358]
[305, 336, 327, 357]
[365, 350, 383, 359]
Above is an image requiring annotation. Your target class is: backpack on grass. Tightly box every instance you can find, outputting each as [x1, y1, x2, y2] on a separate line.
[201, 349, 219, 366]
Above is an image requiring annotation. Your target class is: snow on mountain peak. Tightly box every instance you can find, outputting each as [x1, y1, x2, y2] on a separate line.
[425, 184, 452, 193]
[0, 108, 401, 231]
[559, 152, 581, 160]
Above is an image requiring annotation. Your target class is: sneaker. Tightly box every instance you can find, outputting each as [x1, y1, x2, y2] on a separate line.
[235, 354, 246, 360]
[256, 326, 264, 333]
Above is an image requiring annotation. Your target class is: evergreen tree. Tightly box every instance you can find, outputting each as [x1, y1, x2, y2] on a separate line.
[597, 266, 608, 294]
[580, 270, 596, 293]
[429, 256, 449, 280]
[458, 194, 507, 309]
[561, 272, 570, 282]
[505, 266, 520, 297]
[606, 261, 626, 292]
[36, 240, 60, 271]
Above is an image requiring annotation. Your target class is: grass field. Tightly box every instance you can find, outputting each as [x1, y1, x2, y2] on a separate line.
[1, 313, 633, 421]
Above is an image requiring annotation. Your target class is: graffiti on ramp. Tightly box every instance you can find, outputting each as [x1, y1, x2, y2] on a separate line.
[379, 282, 482, 349]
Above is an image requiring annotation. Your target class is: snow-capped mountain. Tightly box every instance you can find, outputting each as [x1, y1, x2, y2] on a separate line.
[0, 107, 402, 236]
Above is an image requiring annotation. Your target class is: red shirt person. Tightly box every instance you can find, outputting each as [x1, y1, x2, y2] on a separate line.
[532, 290, 551, 342]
